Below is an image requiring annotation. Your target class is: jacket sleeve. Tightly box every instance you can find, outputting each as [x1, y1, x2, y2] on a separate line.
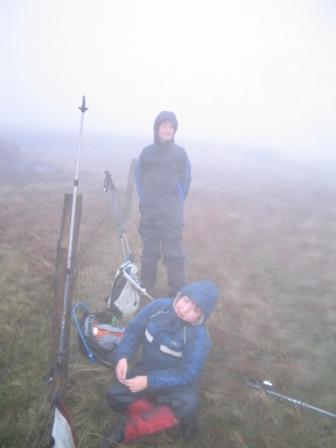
[146, 327, 211, 390]
[180, 152, 191, 199]
[135, 153, 144, 198]
[114, 300, 167, 363]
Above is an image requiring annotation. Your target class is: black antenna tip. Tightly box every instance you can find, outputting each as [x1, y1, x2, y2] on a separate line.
[79, 95, 88, 113]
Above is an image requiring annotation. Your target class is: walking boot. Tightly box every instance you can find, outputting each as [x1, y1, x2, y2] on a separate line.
[100, 421, 125, 448]
[180, 418, 197, 441]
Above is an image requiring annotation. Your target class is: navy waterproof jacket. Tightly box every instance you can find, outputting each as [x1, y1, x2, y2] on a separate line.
[114, 281, 219, 390]
[135, 112, 191, 227]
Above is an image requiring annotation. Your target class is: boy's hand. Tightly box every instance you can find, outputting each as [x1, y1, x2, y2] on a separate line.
[124, 375, 148, 393]
[115, 358, 128, 383]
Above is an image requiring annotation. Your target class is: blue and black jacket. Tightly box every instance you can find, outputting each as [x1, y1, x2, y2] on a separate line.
[135, 111, 191, 227]
[114, 280, 219, 390]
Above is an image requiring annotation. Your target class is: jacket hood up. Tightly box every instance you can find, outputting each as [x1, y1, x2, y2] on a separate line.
[153, 111, 178, 144]
[179, 280, 219, 321]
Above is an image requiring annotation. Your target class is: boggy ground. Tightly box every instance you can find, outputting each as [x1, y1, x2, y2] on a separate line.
[1, 150, 336, 447]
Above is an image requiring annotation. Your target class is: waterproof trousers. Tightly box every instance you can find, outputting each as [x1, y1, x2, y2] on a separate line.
[139, 223, 185, 296]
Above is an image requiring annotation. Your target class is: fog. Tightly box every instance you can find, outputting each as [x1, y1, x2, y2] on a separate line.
[1, 0, 336, 164]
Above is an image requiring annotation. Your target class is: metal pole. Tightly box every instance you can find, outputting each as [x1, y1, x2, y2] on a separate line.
[247, 379, 336, 420]
[57, 96, 88, 368]
[265, 388, 336, 420]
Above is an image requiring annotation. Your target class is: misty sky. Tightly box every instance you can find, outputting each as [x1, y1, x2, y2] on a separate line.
[1, 0, 336, 154]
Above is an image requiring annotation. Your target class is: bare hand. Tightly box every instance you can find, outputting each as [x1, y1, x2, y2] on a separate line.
[124, 375, 148, 393]
[115, 358, 128, 384]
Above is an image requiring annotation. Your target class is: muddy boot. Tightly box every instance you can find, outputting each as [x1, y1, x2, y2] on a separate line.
[100, 421, 125, 448]
[140, 263, 157, 298]
[180, 418, 197, 441]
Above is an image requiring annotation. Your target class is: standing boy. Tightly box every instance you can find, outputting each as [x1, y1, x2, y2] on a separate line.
[135, 111, 191, 297]
[101, 280, 219, 446]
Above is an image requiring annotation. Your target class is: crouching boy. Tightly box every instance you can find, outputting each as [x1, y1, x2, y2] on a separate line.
[101, 280, 219, 447]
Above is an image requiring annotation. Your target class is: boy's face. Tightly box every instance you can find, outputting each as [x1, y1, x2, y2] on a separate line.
[158, 120, 175, 143]
[174, 295, 203, 324]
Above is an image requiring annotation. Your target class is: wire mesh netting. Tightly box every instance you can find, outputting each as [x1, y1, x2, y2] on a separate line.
[0, 165, 138, 447]
[0, 198, 115, 447]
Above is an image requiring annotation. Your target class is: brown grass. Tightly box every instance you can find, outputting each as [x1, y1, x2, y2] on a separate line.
[1, 154, 336, 447]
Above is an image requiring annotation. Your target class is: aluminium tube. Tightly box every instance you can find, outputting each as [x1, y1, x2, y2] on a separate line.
[57, 96, 88, 368]
[248, 379, 336, 420]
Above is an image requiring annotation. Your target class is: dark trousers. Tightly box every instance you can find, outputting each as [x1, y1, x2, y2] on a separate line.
[139, 223, 185, 296]
[106, 366, 199, 424]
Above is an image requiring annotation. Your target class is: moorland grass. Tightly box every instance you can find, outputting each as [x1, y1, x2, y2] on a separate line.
[1, 159, 336, 447]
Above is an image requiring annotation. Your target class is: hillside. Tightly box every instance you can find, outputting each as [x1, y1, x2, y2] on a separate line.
[1, 137, 336, 447]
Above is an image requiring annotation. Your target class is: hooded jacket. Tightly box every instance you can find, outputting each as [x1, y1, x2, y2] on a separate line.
[114, 280, 219, 390]
[135, 111, 191, 227]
